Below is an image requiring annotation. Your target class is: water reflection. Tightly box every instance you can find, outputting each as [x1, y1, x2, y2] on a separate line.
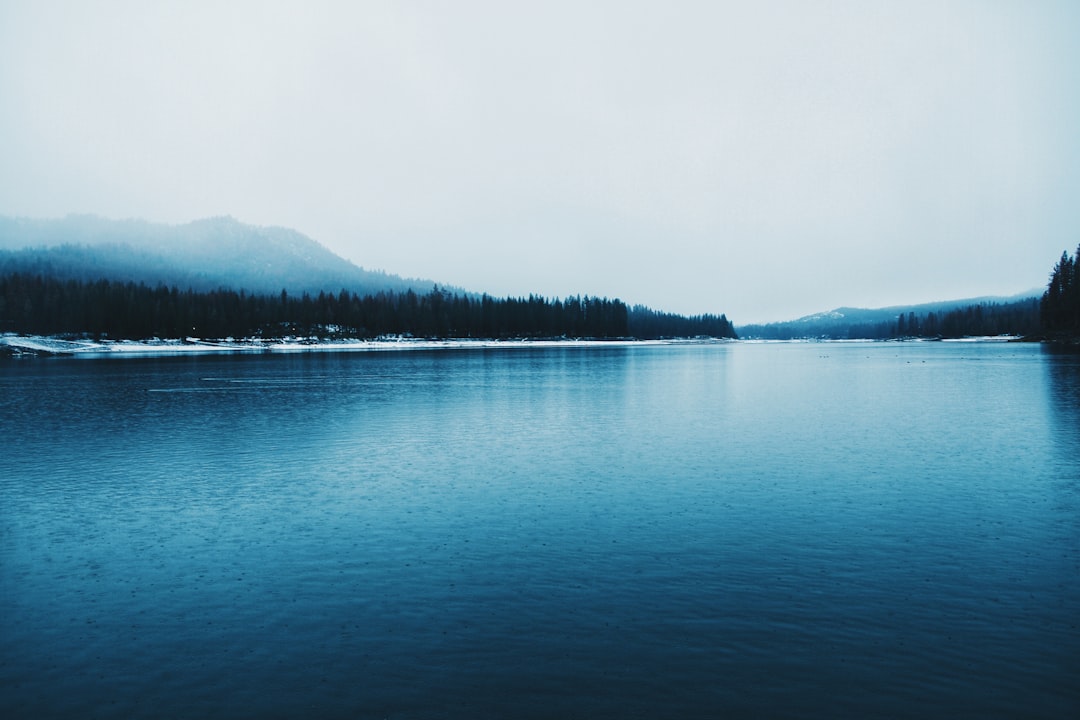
[1042, 345, 1080, 450]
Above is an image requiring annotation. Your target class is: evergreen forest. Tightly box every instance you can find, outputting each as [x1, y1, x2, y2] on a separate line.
[0, 274, 737, 341]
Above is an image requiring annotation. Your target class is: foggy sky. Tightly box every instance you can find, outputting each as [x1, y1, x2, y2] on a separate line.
[2, 1, 1078, 322]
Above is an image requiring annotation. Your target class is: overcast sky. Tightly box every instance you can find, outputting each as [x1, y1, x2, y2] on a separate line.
[2, 1, 1078, 322]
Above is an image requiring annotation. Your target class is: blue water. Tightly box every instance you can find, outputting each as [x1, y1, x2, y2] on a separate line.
[2, 342, 1078, 718]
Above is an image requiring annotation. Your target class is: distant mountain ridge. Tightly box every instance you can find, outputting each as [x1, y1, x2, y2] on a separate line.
[738, 291, 1042, 339]
[0, 214, 443, 297]
[794, 292, 1039, 323]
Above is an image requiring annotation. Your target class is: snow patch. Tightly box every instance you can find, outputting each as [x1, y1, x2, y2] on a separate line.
[2, 334, 730, 357]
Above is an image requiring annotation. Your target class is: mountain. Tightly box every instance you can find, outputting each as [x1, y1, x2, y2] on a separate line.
[738, 291, 1042, 339]
[0, 214, 442, 297]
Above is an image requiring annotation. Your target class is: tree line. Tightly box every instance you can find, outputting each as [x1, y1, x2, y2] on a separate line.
[893, 298, 1042, 339]
[0, 273, 737, 341]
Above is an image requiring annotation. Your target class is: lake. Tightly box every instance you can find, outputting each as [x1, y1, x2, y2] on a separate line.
[2, 341, 1078, 718]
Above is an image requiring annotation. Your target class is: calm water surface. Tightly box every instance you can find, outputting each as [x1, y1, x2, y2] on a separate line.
[2, 342, 1078, 718]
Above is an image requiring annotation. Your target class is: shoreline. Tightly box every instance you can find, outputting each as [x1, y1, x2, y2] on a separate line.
[0, 334, 732, 358]
[0, 333, 1048, 358]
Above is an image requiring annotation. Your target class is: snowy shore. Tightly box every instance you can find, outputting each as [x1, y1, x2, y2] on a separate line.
[0, 334, 726, 357]
[2, 333, 1027, 358]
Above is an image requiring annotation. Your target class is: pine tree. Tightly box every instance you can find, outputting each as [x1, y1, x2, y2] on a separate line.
[1041, 246, 1080, 336]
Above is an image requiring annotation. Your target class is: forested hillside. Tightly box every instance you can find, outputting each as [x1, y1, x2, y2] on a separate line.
[0, 215, 738, 342]
[739, 296, 1040, 340]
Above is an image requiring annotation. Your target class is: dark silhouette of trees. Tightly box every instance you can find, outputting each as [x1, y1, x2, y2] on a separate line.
[1041, 245, 1080, 338]
[627, 305, 736, 339]
[0, 273, 737, 341]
